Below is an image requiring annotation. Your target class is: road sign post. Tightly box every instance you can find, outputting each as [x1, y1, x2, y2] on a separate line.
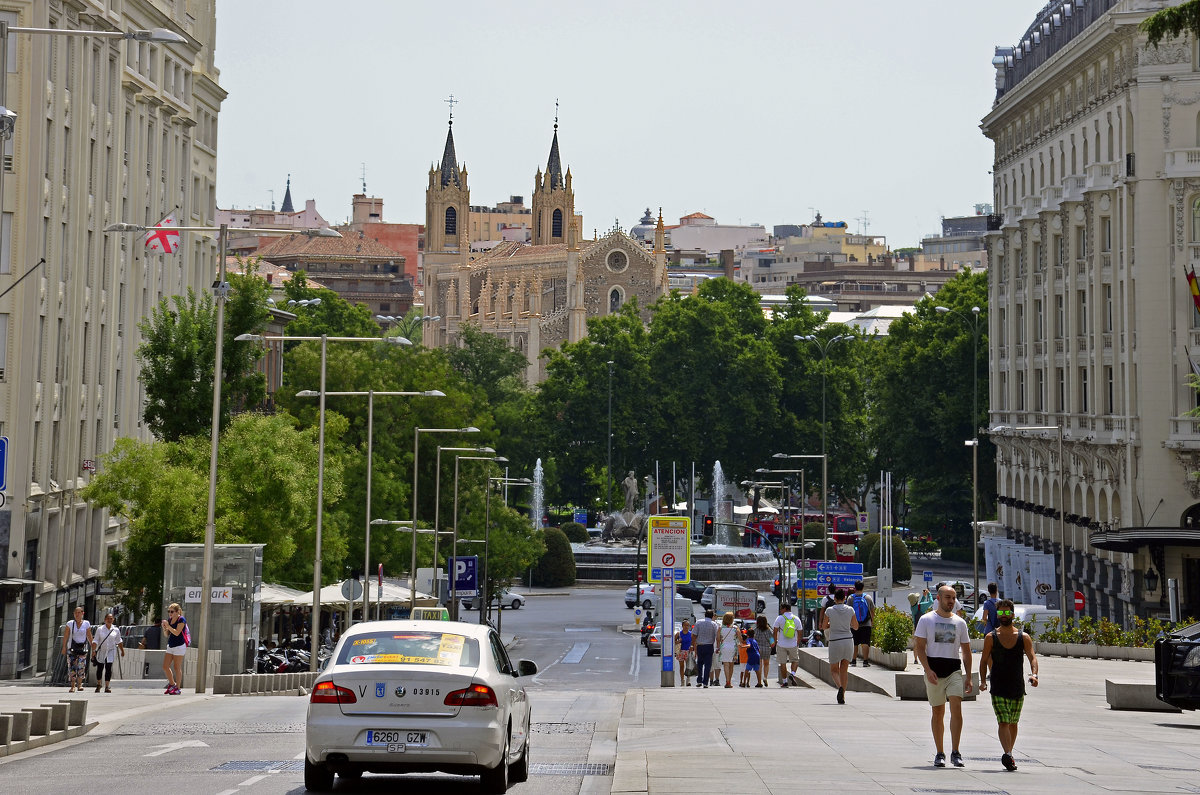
[647, 516, 689, 688]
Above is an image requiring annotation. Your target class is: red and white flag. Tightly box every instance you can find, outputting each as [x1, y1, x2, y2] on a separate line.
[145, 213, 180, 254]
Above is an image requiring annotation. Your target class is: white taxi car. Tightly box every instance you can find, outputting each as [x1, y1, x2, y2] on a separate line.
[304, 620, 537, 792]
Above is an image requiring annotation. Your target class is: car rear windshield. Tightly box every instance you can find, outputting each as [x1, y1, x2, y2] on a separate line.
[336, 631, 480, 667]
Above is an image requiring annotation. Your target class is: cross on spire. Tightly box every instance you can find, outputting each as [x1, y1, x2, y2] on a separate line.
[554, 98, 559, 130]
[445, 93, 458, 124]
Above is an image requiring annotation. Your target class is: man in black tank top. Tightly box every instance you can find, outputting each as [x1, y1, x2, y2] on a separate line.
[978, 598, 1039, 771]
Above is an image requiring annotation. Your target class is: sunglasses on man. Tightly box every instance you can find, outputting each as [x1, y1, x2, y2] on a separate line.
[996, 609, 1015, 616]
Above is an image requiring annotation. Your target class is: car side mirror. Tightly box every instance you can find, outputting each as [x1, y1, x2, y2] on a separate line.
[515, 659, 538, 677]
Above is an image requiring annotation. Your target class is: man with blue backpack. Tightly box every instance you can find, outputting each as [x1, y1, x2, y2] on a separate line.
[849, 581, 875, 667]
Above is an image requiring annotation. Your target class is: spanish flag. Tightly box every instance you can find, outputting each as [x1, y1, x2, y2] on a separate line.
[1188, 265, 1200, 316]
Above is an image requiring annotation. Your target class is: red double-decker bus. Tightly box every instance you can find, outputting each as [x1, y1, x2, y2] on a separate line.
[745, 511, 859, 563]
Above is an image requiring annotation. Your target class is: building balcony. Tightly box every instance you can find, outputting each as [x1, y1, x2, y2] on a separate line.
[1002, 205, 1023, 228]
[1041, 185, 1064, 212]
[1021, 196, 1043, 217]
[1085, 162, 1116, 190]
[1166, 149, 1200, 180]
[1063, 175, 1087, 203]
[1166, 416, 1200, 450]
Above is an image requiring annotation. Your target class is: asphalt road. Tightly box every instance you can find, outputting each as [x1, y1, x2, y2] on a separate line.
[0, 585, 649, 794]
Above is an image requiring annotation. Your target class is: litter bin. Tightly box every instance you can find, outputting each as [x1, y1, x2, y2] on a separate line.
[1155, 620, 1200, 711]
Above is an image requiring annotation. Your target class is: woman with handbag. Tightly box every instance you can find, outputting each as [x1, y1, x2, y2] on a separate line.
[61, 606, 93, 693]
[716, 612, 741, 689]
[674, 619, 694, 686]
[91, 612, 125, 693]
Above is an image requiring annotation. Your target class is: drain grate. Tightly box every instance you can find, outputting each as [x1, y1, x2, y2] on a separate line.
[529, 762, 612, 776]
[212, 760, 304, 772]
[531, 722, 596, 734]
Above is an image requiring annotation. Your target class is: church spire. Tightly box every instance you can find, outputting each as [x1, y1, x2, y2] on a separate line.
[439, 121, 462, 188]
[546, 102, 563, 190]
[280, 174, 294, 213]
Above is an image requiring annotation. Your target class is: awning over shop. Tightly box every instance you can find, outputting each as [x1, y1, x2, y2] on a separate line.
[1089, 526, 1200, 553]
[0, 577, 41, 590]
[296, 582, 438, 608]
[259, 583, 306, 604]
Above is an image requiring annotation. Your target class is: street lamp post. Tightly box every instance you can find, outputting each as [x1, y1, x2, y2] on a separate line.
[607, 360, 615, 514]
[434, 445, 495, 601]
[795, 334, 851, 560]
[937, 305, 983, 611]
[760, 463, 821, 621]
[450, 455, 503, 620]
[238, 332, 409, 670]
[369, 520, 443, 610]
[992, 425, 1068, 625]
[412, 427, 480, 611]
[296, 389, 445, 625]
[105, 222, 343, 690]
[482, 476, 533, 625]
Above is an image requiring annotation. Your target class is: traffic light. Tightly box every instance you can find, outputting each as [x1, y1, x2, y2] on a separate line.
[702, 515, 714, 536]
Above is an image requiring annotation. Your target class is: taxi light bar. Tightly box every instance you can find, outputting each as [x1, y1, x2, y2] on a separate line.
[310, 680, 357, 704]
[444, 683, 498, 708]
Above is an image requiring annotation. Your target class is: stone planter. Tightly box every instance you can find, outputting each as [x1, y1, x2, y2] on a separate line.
[868, 647, 908, 670]
[1036, 642, 1154, 661]
[1036, 642, 1067, 657]
[1064, 643, 1099, 658]
[1097, 646, 1155, 662]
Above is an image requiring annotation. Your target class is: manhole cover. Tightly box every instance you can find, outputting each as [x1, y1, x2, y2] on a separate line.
[212, 761, 304, 772]
[529, 762, 611, 776]
[531, 722, 596, 734]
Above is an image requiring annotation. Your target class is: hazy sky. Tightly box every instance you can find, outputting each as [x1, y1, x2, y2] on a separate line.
[214, 1, 1047, 249]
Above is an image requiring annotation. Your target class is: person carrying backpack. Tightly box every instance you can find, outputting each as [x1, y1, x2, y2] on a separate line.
[772, 601, 802, 687]
[980, 582, 1001, 634]
[850, 580, 875, 668]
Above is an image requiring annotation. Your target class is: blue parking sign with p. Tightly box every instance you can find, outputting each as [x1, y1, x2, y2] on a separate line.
[449, 555, 479, 597]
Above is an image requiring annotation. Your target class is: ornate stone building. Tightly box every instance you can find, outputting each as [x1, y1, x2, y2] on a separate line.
[422, 120, 668, 382]
[982, 0, 1200, 623]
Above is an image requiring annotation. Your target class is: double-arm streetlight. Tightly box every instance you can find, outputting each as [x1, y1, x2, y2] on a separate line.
[238, 332, 410, 669]
[991, 424, 1068, 625]
[795, 334, 851, 560]
[105, 221, 343, 689]
[412, 427, 480, 610]
[296, 389, 445, 624]
[772, 453, 829, 559]
[759, 465, 822, 620]
[451, 454, 504, 619]
[369, 520, 450, 612]
[433, 445, 495, 597]
[482, 476, 533, 625]
[937, 304, 983, 610]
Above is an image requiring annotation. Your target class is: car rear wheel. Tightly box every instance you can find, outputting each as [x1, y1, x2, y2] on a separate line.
[642, 599, 652, 609]
[480, 729, 510, 793]
[510, 598, 521, 610]
[304, 757, 333, 792]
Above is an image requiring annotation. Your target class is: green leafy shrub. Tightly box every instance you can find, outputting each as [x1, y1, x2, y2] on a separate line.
[866, 534, 912, 582]
[872, 604, 914, 653]
[560, 522, 588, 543]
[531, 527, 576, 587]
[1033, 614, 1198, 646]
[939, 546, 973, 564]
[857, 533, 880, 567]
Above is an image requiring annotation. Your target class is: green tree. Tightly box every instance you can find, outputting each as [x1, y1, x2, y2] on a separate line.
[280, 272, 380, 339]
[136, 268, 270, 441]
[866, 534, 912, 583]
[559, 522, 588, 543]
[82, 413, 344, 615]
[1142, 1, 1200, 46]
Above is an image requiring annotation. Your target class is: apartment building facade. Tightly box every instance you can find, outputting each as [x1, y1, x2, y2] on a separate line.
[982, 0, 1200, 623]
[0, 0, 222, 677]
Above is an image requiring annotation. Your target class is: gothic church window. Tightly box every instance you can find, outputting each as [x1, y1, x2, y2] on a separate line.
[552, 209, 563, 238]
[445, 206, 457, 236]
[609, 287, 622, 314]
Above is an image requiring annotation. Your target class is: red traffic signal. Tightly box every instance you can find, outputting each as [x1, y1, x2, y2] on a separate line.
[702, 515, 714, 535]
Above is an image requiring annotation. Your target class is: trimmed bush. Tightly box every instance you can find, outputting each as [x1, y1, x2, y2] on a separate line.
[939, 546, 974, 564]
[531, 528, 576, 587]
[866, 534, 912, 583]
[858, 533, 881, 567]
[560, 522, 588, 543]
[872, 604, 914, 653]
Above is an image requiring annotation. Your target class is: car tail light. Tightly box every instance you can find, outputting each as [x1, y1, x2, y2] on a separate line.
[310, 680, 357, 704]
[444, 683, 498, 708]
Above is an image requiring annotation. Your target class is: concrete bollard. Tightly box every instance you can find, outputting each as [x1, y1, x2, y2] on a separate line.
[0, 713, 12, 746]
[20, 707, 51, 736]
[39, 703, 69, 732]
[3, 712, 31, 741]
[58, 699, 88, 727]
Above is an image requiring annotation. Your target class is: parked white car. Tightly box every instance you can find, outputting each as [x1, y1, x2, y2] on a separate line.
[304, 620, 536, 792]
[971, 603, 1058, 635]
[461, 589, 525, 610]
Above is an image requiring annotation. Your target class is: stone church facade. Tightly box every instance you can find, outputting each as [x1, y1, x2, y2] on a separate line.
[422, 121, 669, 382]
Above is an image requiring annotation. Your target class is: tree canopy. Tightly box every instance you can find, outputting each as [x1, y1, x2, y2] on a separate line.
[1142, 1, 1200, 46]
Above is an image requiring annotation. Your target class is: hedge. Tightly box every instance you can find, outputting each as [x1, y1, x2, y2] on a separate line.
[531, 527, 576, 587]
[560, 522, 588, 543]
[866, 534, 913, 583]
[938, 546, 974, 564]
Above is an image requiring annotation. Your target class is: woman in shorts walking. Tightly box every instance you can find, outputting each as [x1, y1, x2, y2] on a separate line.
[161, 603, 188, 694]
[820, 588, 859, 704]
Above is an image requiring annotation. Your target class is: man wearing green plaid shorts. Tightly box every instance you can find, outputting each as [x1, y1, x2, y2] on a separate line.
[978, 598, 1039, 771]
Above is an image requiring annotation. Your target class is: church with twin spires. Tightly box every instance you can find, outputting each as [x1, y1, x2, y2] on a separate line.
[421, 117, 669, 383]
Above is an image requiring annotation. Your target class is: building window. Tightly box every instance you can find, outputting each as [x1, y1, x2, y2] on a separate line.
[552, 209, 563, 238]
[1057, 367, 1066, 412]
[609, 287, 621, 314]
[1104, 365, 1114, 414]
[1056, 295, 1065, 336]
[1192, 198, 1200, 242]
[1100, 217, 1112, 252]
[1080, 367, 1089, 413]
[444, 206, 457, 237]
[1017, 370, 1026, 411]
